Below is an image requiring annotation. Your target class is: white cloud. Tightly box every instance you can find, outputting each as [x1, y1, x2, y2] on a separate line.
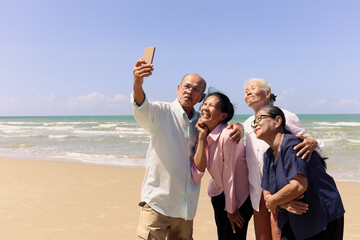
[311, 99, 328, 107]
[0, 96, 20, 109]
[67, 92, 128, 110]
[0, 92, 131, 116]
[37, 94, 57, 109]
[334, 98, 360, 107]
[67, 92, 105, 109]
[281, 89, 294, 95]
[113, 94, 127, 102]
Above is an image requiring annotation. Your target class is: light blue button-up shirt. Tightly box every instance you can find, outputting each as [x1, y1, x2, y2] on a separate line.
[131, 93, 202, 220]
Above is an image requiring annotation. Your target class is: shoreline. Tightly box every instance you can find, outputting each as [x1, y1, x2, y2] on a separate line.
[1, 157, 359, 239]
[2, 155, 359, 183]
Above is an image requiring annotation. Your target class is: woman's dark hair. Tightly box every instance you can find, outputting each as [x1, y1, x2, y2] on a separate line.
[260, 105, 328, 169]
[201, 88, 234, 124]
[260, 105, 292, 134]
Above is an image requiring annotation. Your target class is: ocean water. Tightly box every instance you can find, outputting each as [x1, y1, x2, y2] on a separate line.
[0, 114, 359, 182]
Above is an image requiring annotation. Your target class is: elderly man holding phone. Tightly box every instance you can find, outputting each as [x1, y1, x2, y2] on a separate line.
[131, 48, 243, 239]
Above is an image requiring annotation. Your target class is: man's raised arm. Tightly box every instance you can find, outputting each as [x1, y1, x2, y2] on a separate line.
[132, 59, 154, 106]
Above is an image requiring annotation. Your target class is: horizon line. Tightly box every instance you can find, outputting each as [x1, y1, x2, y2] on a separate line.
[1, 113, 359, 118]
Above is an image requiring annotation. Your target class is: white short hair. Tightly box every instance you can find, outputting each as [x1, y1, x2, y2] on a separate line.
[244, 78, 271, 92]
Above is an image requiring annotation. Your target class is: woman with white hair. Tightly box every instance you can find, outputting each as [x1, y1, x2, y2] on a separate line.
[243, 78, 324, 240]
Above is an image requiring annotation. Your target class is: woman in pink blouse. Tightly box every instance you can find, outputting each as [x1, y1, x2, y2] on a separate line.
[192, 91, 253, 240]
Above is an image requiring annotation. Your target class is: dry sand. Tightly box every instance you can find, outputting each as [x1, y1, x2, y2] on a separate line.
[1, 157, 359, 240]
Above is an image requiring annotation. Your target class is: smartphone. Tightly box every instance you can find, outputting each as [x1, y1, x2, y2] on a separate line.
[143, 46, 156, 64]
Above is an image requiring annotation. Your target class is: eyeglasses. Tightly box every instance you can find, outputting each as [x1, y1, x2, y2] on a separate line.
[180, 84, 203, 96]
[251, 114, 274, 128]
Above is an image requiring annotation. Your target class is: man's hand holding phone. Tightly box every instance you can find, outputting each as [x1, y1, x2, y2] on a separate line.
[133, 59, 153, 86]
[133, 46, 156, 85]
[132, 47, 155, 106]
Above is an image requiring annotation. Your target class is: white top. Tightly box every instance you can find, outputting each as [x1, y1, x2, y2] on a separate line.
[131, 93, 203, 220]
[244, 108, 325, 211]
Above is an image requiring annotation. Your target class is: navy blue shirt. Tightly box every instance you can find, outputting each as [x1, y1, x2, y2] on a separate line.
[261, 134, 345, 239]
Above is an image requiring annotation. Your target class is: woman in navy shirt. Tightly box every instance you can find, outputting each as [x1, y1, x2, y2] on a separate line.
[253, 105, 344, 239]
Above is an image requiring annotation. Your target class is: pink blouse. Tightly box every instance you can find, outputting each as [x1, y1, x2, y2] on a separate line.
[192, 124, 250, 214]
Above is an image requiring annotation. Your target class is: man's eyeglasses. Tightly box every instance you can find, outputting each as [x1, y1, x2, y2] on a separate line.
[251, 114, 274, 128]
[181, 84, 203, 96]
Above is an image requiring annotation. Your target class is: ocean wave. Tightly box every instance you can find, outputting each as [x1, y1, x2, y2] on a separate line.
[73, 130, 117, 136]
[0, 129, 30, 134]
[0, 128, 147, 139]
[36, 126, 75, 131]
[130, 140, 150, 144]
[0, 134, 43, 138]
[60, 152, 146, 167]
[116, 127, 147, 135]
[327, 169, 360, 183]
[0, 148, 146, 167]
[4, 122, 41, 125]
[314, 122, 360, 127]
[48, 135, 70, 139]
[43, 121, 98, 126]
[321, 138, 360, 144]
[311, 126, 341, 130]
[0, 125, 28, 132]
[0, 124, 75, 132]
[118, 122, 138, 126]
[2, 144, 34, 149]
[118, 134, 150, 139]
[92, 123, 118, 129]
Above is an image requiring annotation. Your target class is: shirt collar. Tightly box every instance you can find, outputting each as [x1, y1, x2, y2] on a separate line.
[172, 99, 198, 121]
[207, 123, 227, 142]
[265, 147, 274, 160]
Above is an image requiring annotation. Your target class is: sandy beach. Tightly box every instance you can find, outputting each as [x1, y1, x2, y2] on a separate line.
[1, 157, 359, 240]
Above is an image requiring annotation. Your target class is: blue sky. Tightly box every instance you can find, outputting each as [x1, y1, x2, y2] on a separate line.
[1, 0, 359, 116]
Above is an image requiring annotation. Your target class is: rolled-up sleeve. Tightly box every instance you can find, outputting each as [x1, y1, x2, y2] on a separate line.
[190, 160, 205, 184]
